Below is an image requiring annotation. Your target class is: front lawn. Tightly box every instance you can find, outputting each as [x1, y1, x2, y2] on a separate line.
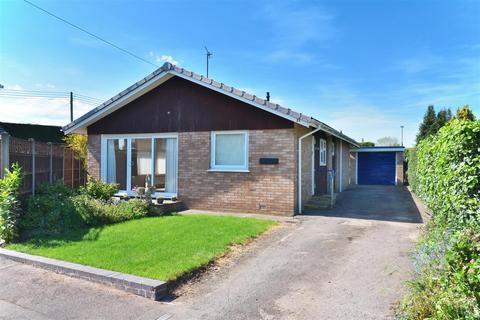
[8, 214, 275, 281]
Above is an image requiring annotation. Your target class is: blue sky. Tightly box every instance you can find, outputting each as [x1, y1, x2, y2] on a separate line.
[1, 0, 479, 147]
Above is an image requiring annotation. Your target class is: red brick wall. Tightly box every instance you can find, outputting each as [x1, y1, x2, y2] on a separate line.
[178, 129, 297, 216]
[87, 134, 101, 179]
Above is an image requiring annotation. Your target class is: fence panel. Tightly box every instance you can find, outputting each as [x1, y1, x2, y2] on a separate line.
[9, 137, 33, 194]
[6, 136, 85, 194]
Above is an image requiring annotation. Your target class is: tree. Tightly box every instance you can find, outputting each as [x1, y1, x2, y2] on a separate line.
[416, 105, 453, 144]
[376, 136, 400, 146]
[360, 141, 375, 147]
[64, 134, 88, 169]
[436, 108, 453, 130]
[416, 105, 438, 143]
[456, 105, 476, 121]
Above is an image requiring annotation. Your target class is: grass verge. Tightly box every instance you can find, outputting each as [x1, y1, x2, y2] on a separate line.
[8, 214, 275, 281]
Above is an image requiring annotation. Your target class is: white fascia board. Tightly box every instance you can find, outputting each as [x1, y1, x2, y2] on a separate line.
[352, 147, 405, 152]
[64, 72, 174, 134]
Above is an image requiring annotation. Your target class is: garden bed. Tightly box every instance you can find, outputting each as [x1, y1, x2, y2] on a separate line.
[8, 214, 275, 281]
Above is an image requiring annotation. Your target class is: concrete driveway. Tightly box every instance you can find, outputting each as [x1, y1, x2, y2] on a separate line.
[0, 186, 424, 320]
[163, 186, 425, 319]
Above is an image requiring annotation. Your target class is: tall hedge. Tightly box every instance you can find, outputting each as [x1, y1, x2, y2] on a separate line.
[402, 119, 480, 319]
[410, 119, 480, 227]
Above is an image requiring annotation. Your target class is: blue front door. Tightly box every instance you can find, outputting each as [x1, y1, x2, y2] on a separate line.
[358, 152, 396, 185]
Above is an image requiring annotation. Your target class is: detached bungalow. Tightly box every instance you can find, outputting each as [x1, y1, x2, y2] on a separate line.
[63, 63, 361, 216]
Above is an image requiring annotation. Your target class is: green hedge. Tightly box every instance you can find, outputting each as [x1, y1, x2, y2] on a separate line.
[401, 119, 480, 319]
[409, 119, 479, 227]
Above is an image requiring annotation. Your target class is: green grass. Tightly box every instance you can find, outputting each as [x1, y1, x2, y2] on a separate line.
[8, 214, 275, 281]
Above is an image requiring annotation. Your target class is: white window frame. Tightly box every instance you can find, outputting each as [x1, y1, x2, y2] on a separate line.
[319, 138, 327, 166]
[209, 130, 249, 172]
[100, 133, 178, 198]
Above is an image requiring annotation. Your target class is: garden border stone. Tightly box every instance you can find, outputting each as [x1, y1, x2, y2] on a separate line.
[0, 248, 167, 301]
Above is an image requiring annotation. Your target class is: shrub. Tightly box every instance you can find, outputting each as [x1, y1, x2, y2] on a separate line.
[0, 164, 23, 243]
[414, 119, 479, 227]
[21, 182, 83, 235]
[72, 195, 150, 226]
[405, 148, 418, 191]
[80, 177, 118, 201]
[400, 118, 480, 319]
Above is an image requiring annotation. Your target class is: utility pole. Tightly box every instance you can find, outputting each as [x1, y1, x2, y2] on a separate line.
[400, 125, 404, 146]
[70, 92, 73, 122]
[204, 46, 212, 77]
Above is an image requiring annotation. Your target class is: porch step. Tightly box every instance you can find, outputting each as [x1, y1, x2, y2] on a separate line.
[305, 194, 336, 210]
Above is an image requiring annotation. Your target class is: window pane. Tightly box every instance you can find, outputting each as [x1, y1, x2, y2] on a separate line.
[106, 139, 127, 190]
[215, 133, 245, 166]
[131, 138, 152, 189]
[153, 138, 177, 193]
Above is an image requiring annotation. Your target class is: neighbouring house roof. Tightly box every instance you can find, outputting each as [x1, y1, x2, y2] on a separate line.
[63, 62, 359, 146]
[0, 122, 65, 143]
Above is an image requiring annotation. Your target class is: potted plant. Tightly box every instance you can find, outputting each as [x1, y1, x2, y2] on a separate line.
[156, 196, 166, 204]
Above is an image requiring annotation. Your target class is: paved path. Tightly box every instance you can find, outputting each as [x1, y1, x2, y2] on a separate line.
[0, 186, 424, 320]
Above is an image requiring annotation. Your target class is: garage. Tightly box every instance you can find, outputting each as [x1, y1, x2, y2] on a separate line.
[354, 147, 405, 186]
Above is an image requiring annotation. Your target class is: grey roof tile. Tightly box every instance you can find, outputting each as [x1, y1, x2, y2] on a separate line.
[62, 62, 358, 145]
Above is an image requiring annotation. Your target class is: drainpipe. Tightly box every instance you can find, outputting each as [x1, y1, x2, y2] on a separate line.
[298, 127, 322, 214]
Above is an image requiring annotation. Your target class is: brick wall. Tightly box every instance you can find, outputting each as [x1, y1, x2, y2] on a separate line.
[349, 152, 357, 186]
[396, 151, 404, 185]
[178, 129, 297, 216]
[294, 125, 314, 211]
[87, 134, 101, 179]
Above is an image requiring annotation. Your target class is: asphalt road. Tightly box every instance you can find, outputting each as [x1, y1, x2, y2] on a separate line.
[0, 186, 424, 320]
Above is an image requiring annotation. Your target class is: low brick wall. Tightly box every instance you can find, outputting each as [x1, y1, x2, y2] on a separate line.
[0, 248, 167, 301]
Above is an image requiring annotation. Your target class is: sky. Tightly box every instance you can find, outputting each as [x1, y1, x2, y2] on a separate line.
[0, 0, 479, 147]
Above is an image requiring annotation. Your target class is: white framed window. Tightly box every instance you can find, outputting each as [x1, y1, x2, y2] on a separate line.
[101, 133, 178, 198]
[210, 131, 249, 172]
[319, 138, 327, 166]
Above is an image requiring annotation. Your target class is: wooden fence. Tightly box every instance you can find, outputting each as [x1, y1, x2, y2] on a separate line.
[0, 135, 86, 195]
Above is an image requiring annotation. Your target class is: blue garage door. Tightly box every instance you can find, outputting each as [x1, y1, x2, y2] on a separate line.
[358, 152, 396, 185]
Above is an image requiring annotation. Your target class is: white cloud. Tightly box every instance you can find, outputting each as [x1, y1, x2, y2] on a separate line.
[262, 2, 336, 48]
[5, 84, 23, 90]
[0, 96, 93, 126]
[34, 83, 56, 89]
[393, 52, 445, 74]
[149, 52, 179, 66]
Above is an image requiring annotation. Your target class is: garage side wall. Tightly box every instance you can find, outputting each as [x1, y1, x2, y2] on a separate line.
[340, 142, 354, 190]
[396, 152, 404, 186]
[349, 151, 357, 185]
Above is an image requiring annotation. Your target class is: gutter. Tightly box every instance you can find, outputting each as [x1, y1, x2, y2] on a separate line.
[298, 127, 323, 214]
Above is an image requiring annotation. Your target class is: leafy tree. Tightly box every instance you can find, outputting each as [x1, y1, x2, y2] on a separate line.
[436, 108, 453, 129]
[64, 134, 87, 168]
[376, 136, 400, 146]
[416, 105, 453, 144]
[456, 105, 476, 121]
[416, 105, 438, 143]
[360, 141, 375, 147]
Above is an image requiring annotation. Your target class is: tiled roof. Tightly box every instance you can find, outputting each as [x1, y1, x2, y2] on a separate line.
[0, 122, 64, 143]
[63, 62, 358, 146]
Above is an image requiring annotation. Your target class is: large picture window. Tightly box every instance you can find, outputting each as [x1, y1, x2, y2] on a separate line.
[210, 131, 249, 171]
[102, 134, 178, 197]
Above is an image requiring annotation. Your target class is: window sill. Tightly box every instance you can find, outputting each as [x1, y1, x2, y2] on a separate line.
[207, 168, 250, 173]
